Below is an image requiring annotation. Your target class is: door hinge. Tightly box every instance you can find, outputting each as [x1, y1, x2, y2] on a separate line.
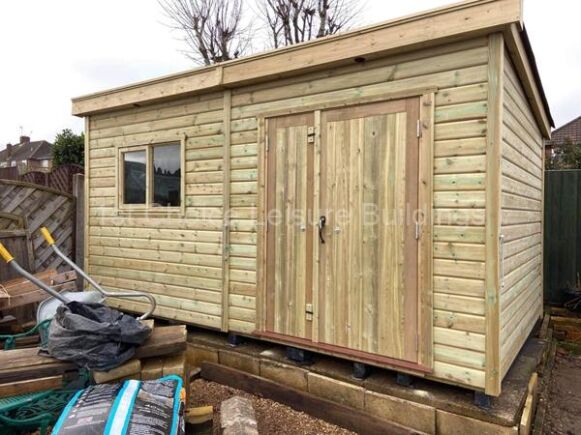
[265, 135, 270, 152]
[305, 303, 314, 321]
[307, 126, 316, 144]
[416, 119, 422, 138]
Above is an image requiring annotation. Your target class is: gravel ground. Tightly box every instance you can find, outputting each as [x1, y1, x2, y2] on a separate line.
[543, 347, 581, 435]
[189, 378, 355, 435]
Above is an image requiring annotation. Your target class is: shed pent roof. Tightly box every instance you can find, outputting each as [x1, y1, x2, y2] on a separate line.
[71, 0, 553, 137]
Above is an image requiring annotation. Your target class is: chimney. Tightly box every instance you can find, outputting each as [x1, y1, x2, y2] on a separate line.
[6, 144, 12, 157]
[20, 136, 30, 144]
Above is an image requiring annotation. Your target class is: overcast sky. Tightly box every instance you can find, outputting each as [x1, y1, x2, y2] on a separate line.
[0, 0, 579, 149]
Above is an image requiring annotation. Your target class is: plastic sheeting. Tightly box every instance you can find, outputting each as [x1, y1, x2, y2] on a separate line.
[44, 301, 151, 371]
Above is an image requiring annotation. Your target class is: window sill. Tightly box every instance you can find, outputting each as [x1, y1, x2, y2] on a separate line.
[116, 207, 185, 218]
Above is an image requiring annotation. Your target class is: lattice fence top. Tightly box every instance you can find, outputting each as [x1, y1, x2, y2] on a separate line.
[0, 180, 76, 272]
[20, 164, 84, 195]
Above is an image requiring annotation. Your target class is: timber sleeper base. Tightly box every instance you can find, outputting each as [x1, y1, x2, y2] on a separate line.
[186, 327, 546, 434]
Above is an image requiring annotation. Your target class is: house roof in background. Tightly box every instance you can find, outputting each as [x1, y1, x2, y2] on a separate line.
[0, 140, 53, 163]
[546, 116, 581, 146]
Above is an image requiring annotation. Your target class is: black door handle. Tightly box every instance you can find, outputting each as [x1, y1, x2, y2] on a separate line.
[318, 216, 326, 244]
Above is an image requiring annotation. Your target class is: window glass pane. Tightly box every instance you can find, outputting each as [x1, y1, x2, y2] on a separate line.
[153, 143, 181, 207]
[123, 150, 146, 204]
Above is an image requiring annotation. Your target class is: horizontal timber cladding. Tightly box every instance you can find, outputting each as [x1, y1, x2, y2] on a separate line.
[241, 36, 490, 389]
[88, 91, 227, 331]
[85, 36, 492, 390]
[498, 52, 544, 379]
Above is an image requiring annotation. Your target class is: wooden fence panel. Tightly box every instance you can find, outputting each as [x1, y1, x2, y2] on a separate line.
[0, 212, 25, 231]
[49, 165, 85, 194]
[0, 167, 20, 181]
[544, 170, 581, 304]
[0, 180, 76, 275]
[0, 231, 34, 282]
[18, 165, 84, 195]
[20, 171, 48, 187]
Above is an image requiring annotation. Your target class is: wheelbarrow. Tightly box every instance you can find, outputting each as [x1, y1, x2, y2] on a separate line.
[0, 228, 158, 434]
[0, 227, 156, 322]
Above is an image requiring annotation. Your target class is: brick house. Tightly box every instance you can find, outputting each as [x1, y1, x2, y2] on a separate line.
[545, 116, 581, 161]
[0, 136, 53, 173]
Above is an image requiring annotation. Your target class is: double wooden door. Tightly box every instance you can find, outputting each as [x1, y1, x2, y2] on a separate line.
[264, 98, 422, 365]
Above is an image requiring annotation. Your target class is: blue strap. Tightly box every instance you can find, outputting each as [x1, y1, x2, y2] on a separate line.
[159, 375, 183, 435]
[51, 389, 83, 435]
[103, 380, 141, 435]
[120, 381, 141, 435]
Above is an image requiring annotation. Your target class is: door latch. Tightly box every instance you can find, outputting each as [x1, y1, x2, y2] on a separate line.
[318, 216, 326, 244]
[415, 221, 421, 240]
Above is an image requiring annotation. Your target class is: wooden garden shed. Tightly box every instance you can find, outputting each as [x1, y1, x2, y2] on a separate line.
[72, 0, 553, 397]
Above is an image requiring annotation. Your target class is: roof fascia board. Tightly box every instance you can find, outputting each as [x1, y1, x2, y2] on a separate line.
[503, 23, 552, 138]
[72, 0, 522, 116]
[222, 0, 521, 85]
[72, 67, 224, 116]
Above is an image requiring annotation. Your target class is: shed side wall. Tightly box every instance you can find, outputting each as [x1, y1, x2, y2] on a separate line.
[86, 37, 491, 390]
[499, 51, 544, 378]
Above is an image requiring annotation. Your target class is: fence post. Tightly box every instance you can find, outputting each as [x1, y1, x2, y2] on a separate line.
[73, 173, 85, 290]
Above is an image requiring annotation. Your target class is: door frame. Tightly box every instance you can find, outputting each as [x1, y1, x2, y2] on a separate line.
[255, 91, 435, 372]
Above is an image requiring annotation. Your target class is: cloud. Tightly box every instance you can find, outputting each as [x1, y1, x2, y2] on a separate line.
[71, 57, 185, 91]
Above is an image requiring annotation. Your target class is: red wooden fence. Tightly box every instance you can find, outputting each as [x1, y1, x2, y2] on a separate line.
[0, 167, 20, 181]
[9, 164, 85, 194]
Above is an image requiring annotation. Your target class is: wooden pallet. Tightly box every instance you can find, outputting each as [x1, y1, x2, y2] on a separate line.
[0, 270, 77, 311]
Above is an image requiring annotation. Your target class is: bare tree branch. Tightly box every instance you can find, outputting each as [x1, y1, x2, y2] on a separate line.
[159, 0, 252, 65]
[258, 0, 363, 48]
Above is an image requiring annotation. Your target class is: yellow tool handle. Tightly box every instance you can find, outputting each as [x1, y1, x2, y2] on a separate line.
[0, 243, 14, 263]
[41, 227, 55, 246]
